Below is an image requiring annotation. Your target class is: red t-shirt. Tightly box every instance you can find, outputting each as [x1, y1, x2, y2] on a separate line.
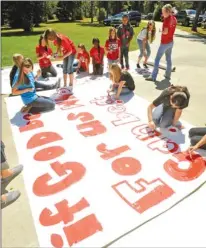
[77, 51, 90, 70]
[90, 46, 105, 64]
[54, 34, 76, 56]
[36, 45, 52, 68]
[105, 38, 120, 60]
[161, 15, 177, 44]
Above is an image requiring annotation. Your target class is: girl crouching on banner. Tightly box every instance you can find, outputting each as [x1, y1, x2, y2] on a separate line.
[108, 63, 135, 100]
[147, 85, 190, 130]
[76, 44, 90, 74]
[12, 58, 55, 114]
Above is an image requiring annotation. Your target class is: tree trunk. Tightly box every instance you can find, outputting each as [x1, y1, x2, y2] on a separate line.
[192, 1, 203, 32]
[91, 1, 94, 23]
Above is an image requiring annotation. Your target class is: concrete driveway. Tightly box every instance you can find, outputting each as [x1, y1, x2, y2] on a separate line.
[1, 21, 206, 247]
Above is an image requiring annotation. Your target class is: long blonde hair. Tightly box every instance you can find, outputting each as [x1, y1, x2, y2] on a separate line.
[163, 4, 173, 13]
[13, 54, 24, 68]
[109, 64, 121, 83]
[16, 58, 33, 87]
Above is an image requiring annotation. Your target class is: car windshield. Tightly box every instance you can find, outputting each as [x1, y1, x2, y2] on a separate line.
[114, 13, 126, 18]
[187, 10, 196, 15]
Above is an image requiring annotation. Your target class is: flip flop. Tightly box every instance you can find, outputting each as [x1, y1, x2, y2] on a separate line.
[1, 191, 21, 209]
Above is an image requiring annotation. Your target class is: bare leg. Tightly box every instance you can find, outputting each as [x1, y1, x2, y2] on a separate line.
[63, 74, 67, 87]
[144, 56, 148, 64]
[69, 73, 74, 86]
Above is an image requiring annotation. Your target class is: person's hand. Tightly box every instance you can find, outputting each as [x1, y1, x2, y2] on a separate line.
[187, 145, 198, 154]
[114, 95, 119, 100]
[148, 121, 156, 130]
[36, 69, 41, 78]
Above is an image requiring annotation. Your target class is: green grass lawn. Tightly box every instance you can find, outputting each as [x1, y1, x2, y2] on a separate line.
[177, 25, 206, 37]
[1, 21, 146, 67]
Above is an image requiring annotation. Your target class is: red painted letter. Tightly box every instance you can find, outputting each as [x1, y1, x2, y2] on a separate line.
[164, 152, 206, 181]
[112, 157, 142, 176]
[67, 112, 94, 122]
[39, 198, 89, 226]
[77, 120, 107, 137]
[96, 143, 130, 160]
[50, 214, 103, 247]
[33, 161, 86, 196]
[148, 137, 179, 154]
[19, 120, 44, 133]
[112, 113, 140, 127]
[27, 132, 63, 149]
[132, 124, 161, 141]
[34, 146, 65, 161]
[113, 178, 174, 213]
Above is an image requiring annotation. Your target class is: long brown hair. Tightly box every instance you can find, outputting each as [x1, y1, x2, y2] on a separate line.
[44, 28, 62, 54]
[39, 34, 48, 52]
[16, 58, 33, 87]
[108, 27, 117, 40]
[109, 64, 121, 83]
[146, 20, 156, 43]
[78, 43, 89, 58]
[169, 85, 190, 108]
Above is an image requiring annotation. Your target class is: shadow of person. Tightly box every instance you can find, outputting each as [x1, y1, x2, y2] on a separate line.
[160, 126, 186, 145]
[155, 78, 171, 90]
[10, 112, 26, 127]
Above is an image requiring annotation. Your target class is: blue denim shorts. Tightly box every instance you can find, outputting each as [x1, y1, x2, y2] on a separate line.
[63, 54, 75, 74]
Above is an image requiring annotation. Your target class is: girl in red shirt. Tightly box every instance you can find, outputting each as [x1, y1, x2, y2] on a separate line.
[90, 38, 105, 75]
[44, 29, 76, 90]
[36, 35, 57, 78]
[105, 27, 120, 69]
[77, 44, 90, 73]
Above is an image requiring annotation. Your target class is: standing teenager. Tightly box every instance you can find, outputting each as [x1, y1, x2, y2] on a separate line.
[108, 63, 135, 100]
[146, 4, 177, 82]
[36, 34, 57, 78]
[117, 14, 134, 70]
[105, 27, 121, 69]
[12, 58, 55, 114]
[137, 20, 156, 68]
[147, 85, 190, 129]
[44, 29, 76, 90]
[90, 38, 105, 75]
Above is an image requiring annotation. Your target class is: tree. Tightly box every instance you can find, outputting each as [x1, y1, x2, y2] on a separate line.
[91, 1, 94, 23]
[56, 1, 75, 21]
[97, 8, 106, 23]
[192, 1, 204, 32]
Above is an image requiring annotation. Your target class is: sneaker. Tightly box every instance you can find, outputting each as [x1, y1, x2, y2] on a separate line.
[56, 64, 63, 68]
[145, 76, 155, 82]
[143, 64, 148, 69]
[1, 164, 23, 186]
[126, 66, 130, 71]
[137, 64, 141, 69]
[50, 87, 73, 102]
[121, 64, 124, 70]
[1, 191, 21, 209]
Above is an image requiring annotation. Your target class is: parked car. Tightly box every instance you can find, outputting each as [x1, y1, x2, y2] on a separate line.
[103, 15, 113, 26]
[111, 11, 141, 28]
[176, 9, 203, 27]
[146, 13, 153, 20]
[141, 14, 147, 20]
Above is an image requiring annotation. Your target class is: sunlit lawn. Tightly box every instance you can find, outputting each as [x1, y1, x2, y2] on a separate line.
[177, 25, 206, 37]
[1, 20, 146, 67]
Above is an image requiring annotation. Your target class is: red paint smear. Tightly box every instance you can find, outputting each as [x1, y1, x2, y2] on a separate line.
[169, 128, 177, 133]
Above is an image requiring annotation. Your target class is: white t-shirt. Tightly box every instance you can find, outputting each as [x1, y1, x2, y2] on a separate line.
[137, 28, 148, 40]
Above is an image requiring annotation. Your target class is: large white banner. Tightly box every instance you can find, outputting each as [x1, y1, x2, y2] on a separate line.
[6, 76, 206, 248]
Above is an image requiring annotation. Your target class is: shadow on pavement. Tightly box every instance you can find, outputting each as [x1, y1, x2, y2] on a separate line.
[175, 33, 206, 44]
[155, 78, 171, 90]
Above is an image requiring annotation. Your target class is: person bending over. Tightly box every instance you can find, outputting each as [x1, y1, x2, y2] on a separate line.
[147, 85, 190, 129]
[12, 58, 55, 114]
[108, 63, 135, 100]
